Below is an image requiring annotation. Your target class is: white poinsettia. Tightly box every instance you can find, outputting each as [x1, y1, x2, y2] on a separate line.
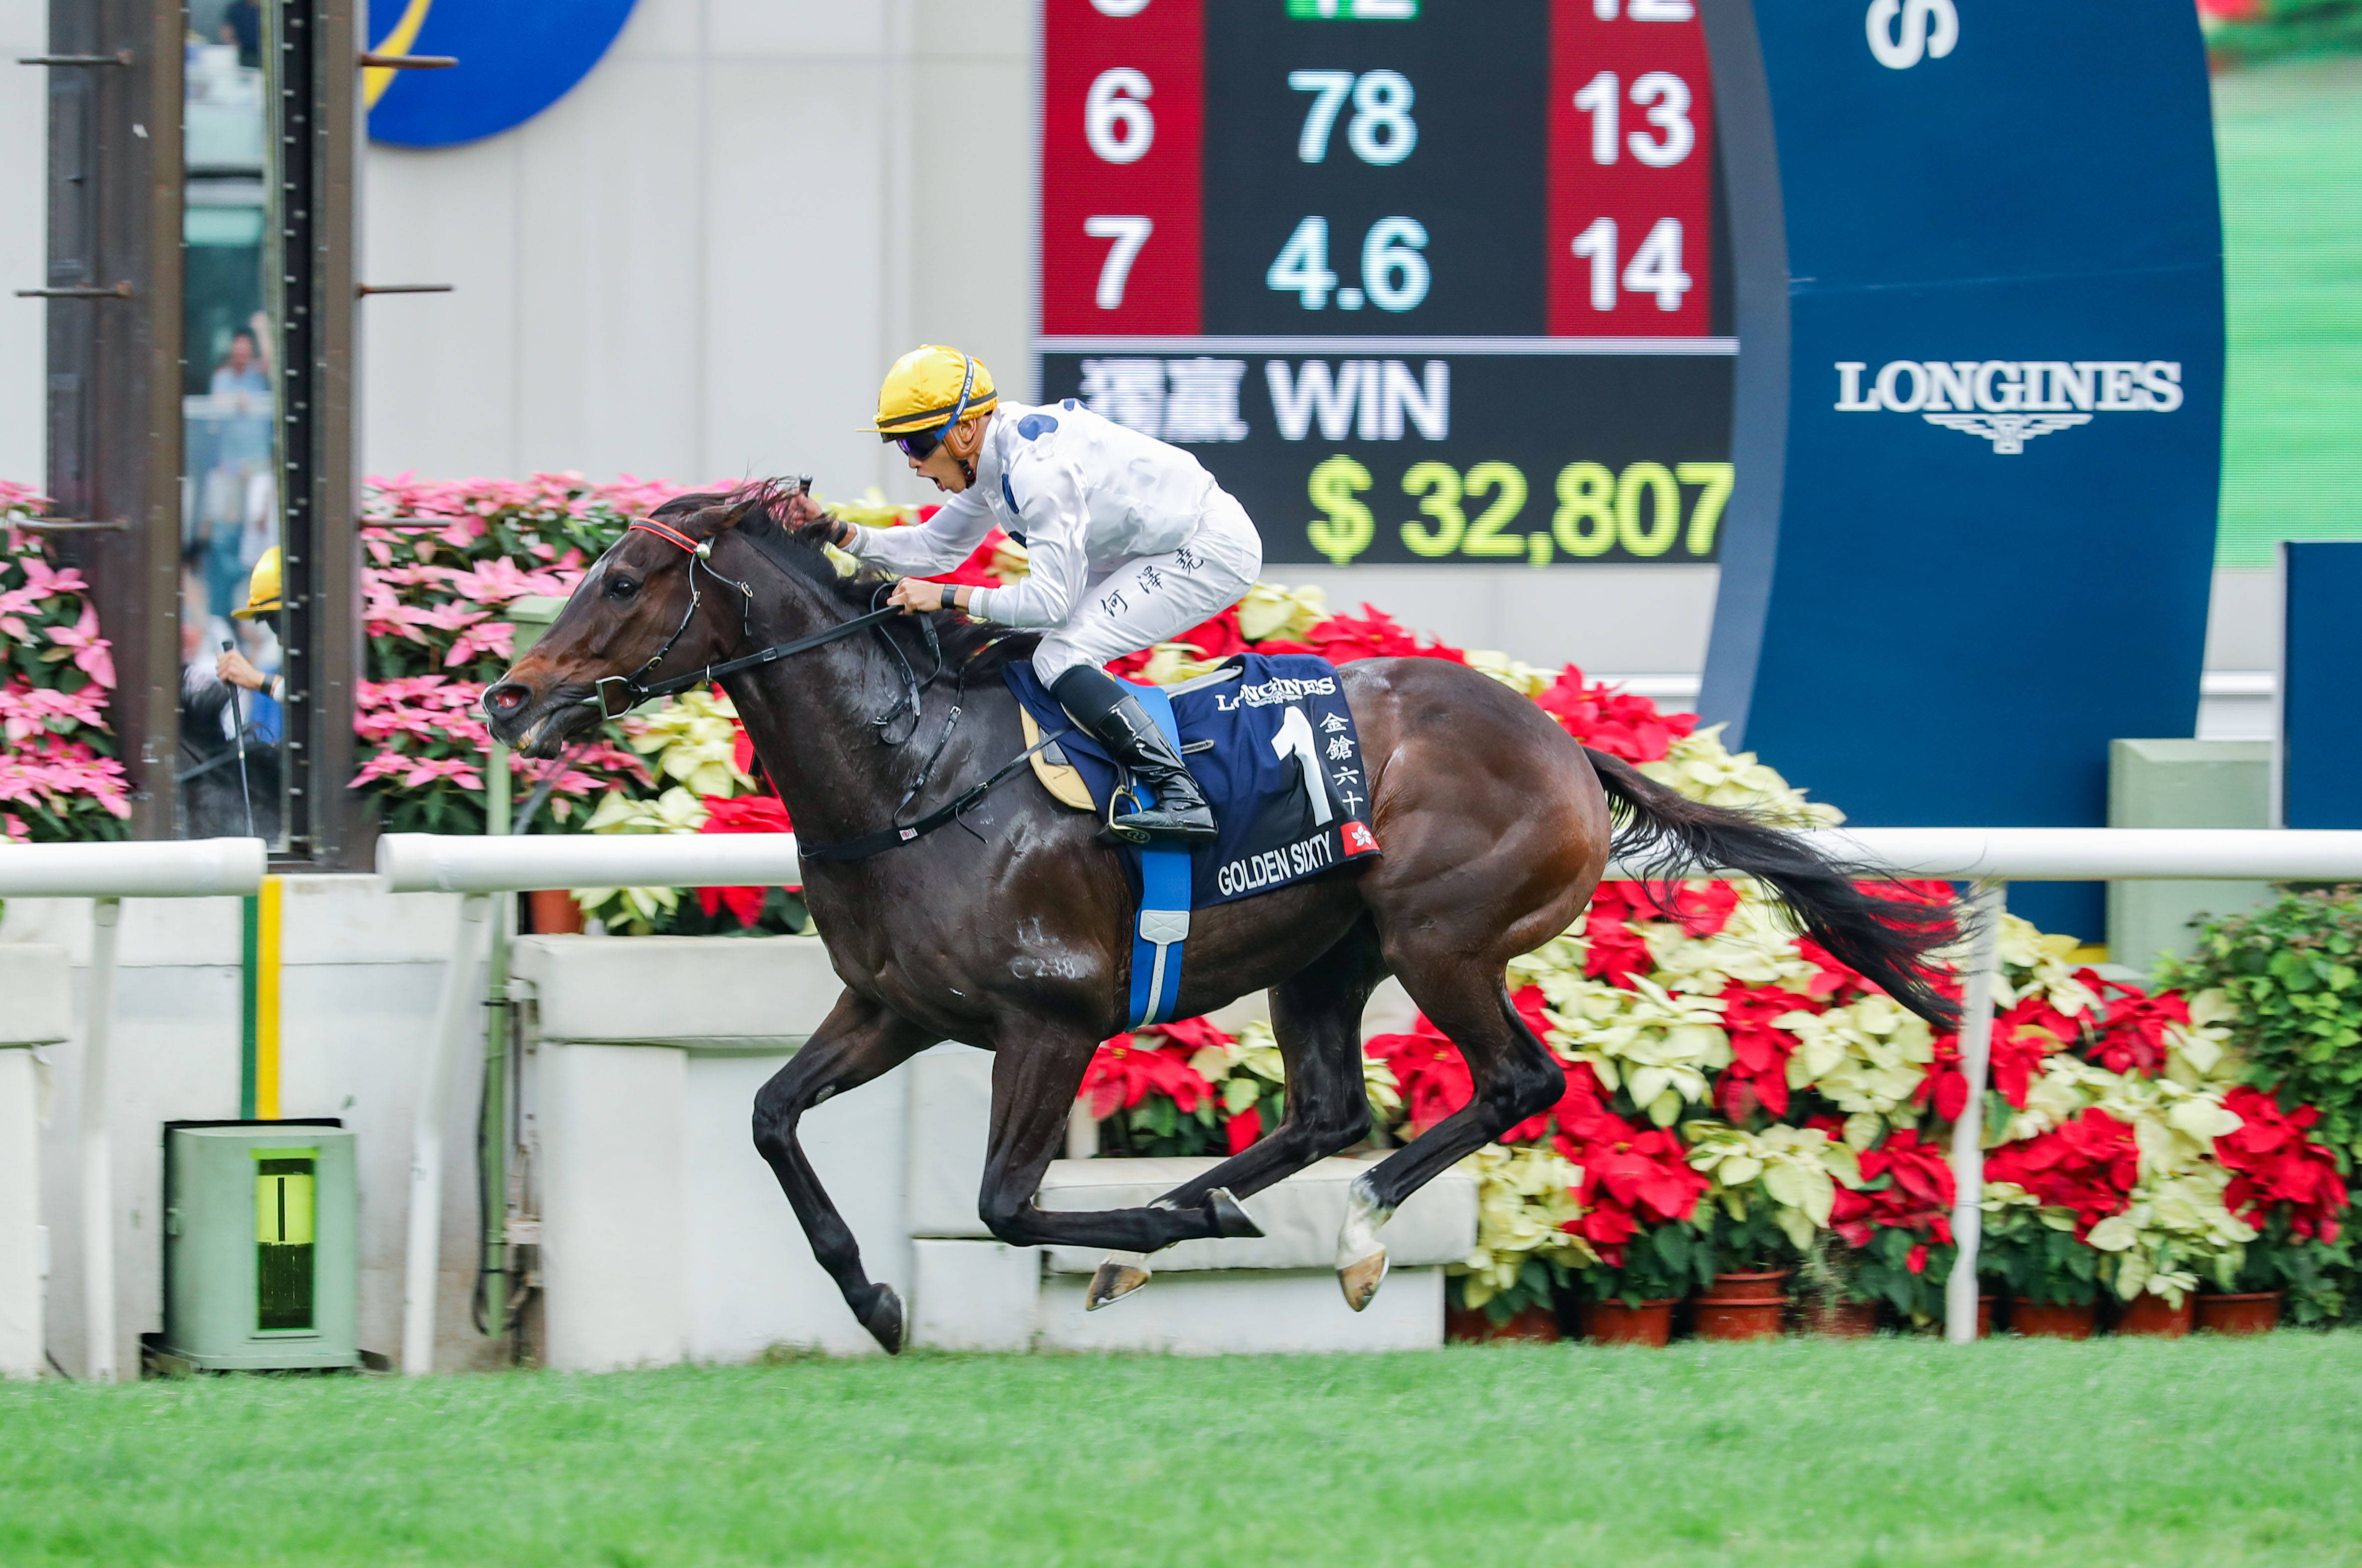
[1190, 1018, 1290, 1118]
[625, 689, 756, 800]
[2088, 1161, 2257, 1306]
[1993, 916, 2104, 1018]
[1460, 648, 1557, 699]
[1776, 991, 1937, 1129]
[2164, 987, 2240, 1085]
[1235, 581, 1329, 643]
[1130, 644, 1237, 687]
[1638, 724, 1841, 827]
[1636, 882, 1824, 996]
[574, 785, 708, 934]
[1543, 976, 1730, 1127]
[1455, 1143, 1595, 1307]
[1682, 1120, 1864, 1250]
[1995, 1053, 2118, 1145]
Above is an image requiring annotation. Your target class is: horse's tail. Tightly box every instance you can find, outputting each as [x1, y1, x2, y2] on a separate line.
[1581, 747, 1964, 1031]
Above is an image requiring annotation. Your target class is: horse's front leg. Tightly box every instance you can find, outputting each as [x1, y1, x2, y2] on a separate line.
[975, 1024, 1263, 1300]
[751, 988, 938, 1353]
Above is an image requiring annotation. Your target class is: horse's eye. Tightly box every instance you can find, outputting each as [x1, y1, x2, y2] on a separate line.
[607, 577, 638, 600]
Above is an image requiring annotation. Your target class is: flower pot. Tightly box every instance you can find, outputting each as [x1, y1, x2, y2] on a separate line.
[1700, 1269, 1792, 1302]
[2116, 1291, 2194, 1338]
[1807, 1299, 1881, 1338]
[1444, 1304, 1561, 1345]
[526, 889, 584, 935]
[1976, 1295, 1996, 1339]
[2010, 1298, 2096, 1340]
[1581, 1299, 1676, 1347]
[1690, 1270, 1790, 1341]
[2195, 1291, 2283, 1336]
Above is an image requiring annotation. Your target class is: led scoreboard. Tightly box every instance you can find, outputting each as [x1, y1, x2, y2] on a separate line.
[1038, 0, 1734, 568]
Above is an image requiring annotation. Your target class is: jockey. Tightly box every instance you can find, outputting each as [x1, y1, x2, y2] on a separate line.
[802, 345, 1262, 845]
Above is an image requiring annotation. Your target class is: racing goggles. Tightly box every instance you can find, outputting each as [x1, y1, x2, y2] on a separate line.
[889, 423, 948, 460]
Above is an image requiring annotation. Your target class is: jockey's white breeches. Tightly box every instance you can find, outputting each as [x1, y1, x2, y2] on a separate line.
[1029, 495, 1263, 687]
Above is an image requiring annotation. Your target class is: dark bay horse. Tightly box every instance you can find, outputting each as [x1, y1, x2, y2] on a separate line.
[483, 484, 1958, 1352]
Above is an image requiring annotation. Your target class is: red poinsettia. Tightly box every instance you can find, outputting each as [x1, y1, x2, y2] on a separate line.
[1276, 605, 1468, 666]
[1981, 1108, 2139, 1237]
[693, 791, 798, 924]
[2084, 978, 2188, 1078]
[1556, 1120, 1711, 1265]
[1365, 1018, 1473, 1136]
[1716, 981, 1803, 1122]
[1532, 665, 1697, 764]
[1079, 1034, 1210, 1121]
[2215, 1087, 2349, 1242]
[1988, 993, 2081, 1108]
[1829, 1127, 1956, 1254]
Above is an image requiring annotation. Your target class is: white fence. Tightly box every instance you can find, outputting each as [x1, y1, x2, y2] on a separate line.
[7, 827, 2353, 1376]
[378, 826, 2362, 1350]
[0, 839, 268, 1382]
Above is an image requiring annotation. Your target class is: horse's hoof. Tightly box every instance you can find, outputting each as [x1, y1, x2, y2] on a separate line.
[1207, 1187, 1264, 1239]
[859, 1284, 905, 1354]
[1338, 1246, 1389, 1313]
[1086, 1253, 1153, 1311]
[1335, 1173, 1395, 1312]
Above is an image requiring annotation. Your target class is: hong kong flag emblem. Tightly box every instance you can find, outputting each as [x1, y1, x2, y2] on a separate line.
[1341, 820, 1379, 857]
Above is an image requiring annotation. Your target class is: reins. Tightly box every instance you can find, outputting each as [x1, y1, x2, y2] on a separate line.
[583, 512, 1064, 864]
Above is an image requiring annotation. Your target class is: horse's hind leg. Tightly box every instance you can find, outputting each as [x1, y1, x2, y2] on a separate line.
[1340, 957, 1565, 1307]
[1098, 920, 1390, 1308]
[751, 990, 937, 1353]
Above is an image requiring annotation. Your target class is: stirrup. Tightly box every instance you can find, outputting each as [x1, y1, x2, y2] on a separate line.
[1101, 779, 1153, 845]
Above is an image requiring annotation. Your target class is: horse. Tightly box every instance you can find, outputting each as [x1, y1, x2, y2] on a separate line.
[482, 483, 1959, 1353]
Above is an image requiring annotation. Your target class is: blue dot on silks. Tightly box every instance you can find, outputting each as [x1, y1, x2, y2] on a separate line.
[1061, 399, 1080, 411]
[1016, 414, 1060, 441]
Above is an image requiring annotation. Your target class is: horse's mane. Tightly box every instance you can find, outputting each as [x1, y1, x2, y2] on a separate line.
[651, 481, 1039, 678]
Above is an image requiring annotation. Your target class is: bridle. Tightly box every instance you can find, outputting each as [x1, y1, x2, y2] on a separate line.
[530, 506, 1068, 865]
[573, 515, 915, 723]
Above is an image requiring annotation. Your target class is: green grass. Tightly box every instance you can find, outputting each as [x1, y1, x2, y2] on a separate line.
[2215, 57, 2362, 567]
[3, 1335, 2361, 1567]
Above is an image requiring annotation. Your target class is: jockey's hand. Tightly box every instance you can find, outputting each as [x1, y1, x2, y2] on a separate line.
[885, 578, 947, 615]
[783, 489, 849, 546]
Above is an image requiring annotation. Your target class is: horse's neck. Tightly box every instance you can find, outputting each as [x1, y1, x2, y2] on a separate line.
[721, 582, 946, 845]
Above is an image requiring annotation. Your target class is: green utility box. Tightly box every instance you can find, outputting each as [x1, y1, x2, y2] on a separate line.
[2107, 740, 2275, 979]
[161, 1122, 360, 1371]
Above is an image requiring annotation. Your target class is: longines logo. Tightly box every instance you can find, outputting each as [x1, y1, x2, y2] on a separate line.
[1834, 360, 2184, 453]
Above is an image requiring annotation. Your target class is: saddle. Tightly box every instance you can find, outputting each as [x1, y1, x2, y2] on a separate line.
[1019, 707, 1095, 812]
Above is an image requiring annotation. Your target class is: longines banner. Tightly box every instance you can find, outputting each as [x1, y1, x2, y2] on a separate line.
[1697, 0, 2223, 937]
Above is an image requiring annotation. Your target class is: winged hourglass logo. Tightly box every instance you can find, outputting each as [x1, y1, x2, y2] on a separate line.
[1922, 413, 2092, 454]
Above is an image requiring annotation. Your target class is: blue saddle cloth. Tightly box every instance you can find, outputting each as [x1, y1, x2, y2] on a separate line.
[1003, 653, 1383, 1026]
[1004, 653, 1383, 905]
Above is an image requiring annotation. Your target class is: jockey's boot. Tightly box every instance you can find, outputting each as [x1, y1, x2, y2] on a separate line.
[1052, 666, 1218, 845]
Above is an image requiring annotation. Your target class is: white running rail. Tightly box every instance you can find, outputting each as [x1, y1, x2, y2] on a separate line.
[375, 825, 2362, 1355]
[0, 838, 266, 1383]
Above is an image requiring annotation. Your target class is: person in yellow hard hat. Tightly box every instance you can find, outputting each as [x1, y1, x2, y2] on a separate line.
[792, 345, 1263, 844]
[215, 545, 286, 703]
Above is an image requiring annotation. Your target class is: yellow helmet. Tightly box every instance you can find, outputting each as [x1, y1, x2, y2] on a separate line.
[232, 546, 282, 620]
[873, 345, 997, 437]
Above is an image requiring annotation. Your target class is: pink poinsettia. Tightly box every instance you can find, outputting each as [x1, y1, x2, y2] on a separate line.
[46, 604, 114, 689]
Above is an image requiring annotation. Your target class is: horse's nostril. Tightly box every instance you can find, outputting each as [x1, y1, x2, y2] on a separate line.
[486, 683, 529, 714]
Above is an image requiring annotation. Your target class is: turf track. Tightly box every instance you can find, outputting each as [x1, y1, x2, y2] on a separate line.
[3, 1333, 2358, 1567]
